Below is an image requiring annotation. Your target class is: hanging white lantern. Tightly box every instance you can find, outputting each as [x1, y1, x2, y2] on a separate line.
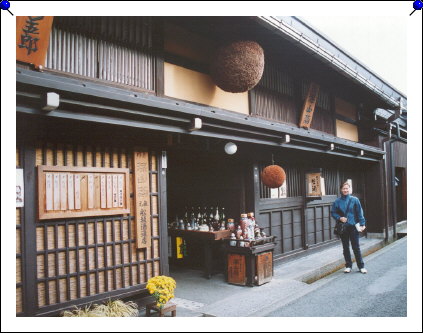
[224, 142, 237, 155]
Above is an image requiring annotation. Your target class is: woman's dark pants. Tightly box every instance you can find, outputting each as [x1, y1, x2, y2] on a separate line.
[340, 224, 364, 269]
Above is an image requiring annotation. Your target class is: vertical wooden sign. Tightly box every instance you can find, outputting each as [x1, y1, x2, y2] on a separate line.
[106, 175, 113, 208]
[53, 174, 60, 210]
[67, 174, 75, 210]
[87, 174, 94, 209]
[112, 175, 118, 207]
[100, 175, 106, 208]
[299, 82, 320, 129]
[45, 173, 53, 211]
[118, 174, 124, 207]
[133, 151, 151, 249]
[16, 16, 54, 67]
[60, 174, 67, 210]
[74, 174, 81, 209]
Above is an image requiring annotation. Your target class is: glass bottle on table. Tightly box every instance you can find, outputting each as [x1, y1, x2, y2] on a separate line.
[236, 225, 243, 239]
[220, 207, 226, 230]
[240, 214, 249, 233]
[247, 213, 255, 240]
[227, 218, 235, 232]
[230, 233, 236, 246]
[197, 207, 203, 225]
[190, 207, 196, 230]
[202, 207, 208, 224]
[247, 212, 256, 228]
[209, 206, 214, 222]
[201, 207, 210, 231]
[183, 207, 189, 229]
[213, 206, 221, 231]
[239, 235, 244, 247]
[209, 207, 215, 231]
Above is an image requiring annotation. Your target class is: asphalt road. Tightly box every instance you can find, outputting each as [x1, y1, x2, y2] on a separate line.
[266, 237, 407, 317]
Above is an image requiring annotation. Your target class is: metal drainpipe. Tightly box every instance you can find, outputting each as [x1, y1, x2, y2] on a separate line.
[389, 123, 401, 239]
[381, 136, 391, 242]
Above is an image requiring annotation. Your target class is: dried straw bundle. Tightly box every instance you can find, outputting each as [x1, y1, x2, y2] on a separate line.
[62, 305, 102, 317]
[62, 299, 139, 317]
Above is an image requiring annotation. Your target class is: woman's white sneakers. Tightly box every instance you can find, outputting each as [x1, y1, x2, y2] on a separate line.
[344, 267, 367, 273]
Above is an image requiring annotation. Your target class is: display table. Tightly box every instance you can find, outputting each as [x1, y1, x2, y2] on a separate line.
[222, 236, 277, 286]
[169, 229, 231, 279]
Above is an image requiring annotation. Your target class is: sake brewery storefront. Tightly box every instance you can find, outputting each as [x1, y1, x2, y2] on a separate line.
[16, 16, 404, 316]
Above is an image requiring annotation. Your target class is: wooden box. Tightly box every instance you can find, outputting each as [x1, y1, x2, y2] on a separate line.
[227, 253, 246, 285]
[256, 251, 273, 285]
[223, 237, 276, 286]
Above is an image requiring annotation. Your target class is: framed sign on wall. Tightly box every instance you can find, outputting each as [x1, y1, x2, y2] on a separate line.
[305, 169, 325, 199]
[37, 166, 130, 220]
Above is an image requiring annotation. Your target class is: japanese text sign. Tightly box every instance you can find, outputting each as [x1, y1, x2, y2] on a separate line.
[16, 16, 53, 67]
[299, 82, 320, 129]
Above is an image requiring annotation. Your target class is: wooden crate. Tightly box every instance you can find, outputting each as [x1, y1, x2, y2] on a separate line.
[223, 238, 276, 286]
[256, 251, 273, 285]
[227, 253, 247, 285]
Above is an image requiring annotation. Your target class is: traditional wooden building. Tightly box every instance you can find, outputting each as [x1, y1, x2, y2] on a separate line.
[16, 16, 406, 316]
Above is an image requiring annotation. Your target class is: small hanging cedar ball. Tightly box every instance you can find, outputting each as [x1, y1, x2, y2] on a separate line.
[261, 165, 286, 188]
[210, 41, 265, 93]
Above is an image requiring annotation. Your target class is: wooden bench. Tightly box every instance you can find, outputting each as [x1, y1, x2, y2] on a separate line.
[146, 302, 176, 317]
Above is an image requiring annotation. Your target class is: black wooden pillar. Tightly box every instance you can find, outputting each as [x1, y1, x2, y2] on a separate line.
[365, 159, 387, 234]
[158, 151, 169, 276]
[252, 163, 260, 219]
[301, 167, 309, 250]
[153, 17, 164, 97]
[22, 143, 38, 316]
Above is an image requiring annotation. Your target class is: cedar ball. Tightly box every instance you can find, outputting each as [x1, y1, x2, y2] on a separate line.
[261, 165, 286, 188]
[210, 40, 264, 93]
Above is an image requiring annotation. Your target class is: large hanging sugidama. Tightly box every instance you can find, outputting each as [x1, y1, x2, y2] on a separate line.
[261, 165, 286, 188]
[210, 40, 265, 93]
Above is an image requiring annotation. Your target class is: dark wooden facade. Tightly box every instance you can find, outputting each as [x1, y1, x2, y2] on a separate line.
[16, 117, 169, 316]
[16, 16, 405, 316]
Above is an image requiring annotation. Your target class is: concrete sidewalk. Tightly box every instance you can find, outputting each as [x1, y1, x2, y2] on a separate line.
[136, 237, 387, 317]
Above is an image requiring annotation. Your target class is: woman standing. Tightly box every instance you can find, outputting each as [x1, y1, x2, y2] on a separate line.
[331, 182, 367, 274]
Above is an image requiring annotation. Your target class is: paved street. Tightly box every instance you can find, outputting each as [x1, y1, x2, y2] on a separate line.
[266, 237, 407, 317]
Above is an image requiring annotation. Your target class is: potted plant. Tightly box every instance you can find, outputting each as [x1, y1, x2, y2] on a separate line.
[145, 275, 176, 316]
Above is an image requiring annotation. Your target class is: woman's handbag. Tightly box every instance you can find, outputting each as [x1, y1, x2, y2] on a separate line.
[334, 220, 347, 236]
[333, 197, 353, 237]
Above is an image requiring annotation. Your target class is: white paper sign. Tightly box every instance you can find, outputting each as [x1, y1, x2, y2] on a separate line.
[16, 169, 24, 207]
[320, 177, 326, 196]
[279, 181, 287, 198]
[347, 179, 353, 194]
[45, 173, 53, 210]
[270, 188, 279, 199]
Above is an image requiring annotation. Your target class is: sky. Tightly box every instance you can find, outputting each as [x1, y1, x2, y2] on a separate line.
[1, 1, 422, 332]
[299, 16, 407, 95]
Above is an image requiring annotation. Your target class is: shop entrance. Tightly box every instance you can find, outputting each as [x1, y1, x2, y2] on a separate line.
[166, 146, 251, 278]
